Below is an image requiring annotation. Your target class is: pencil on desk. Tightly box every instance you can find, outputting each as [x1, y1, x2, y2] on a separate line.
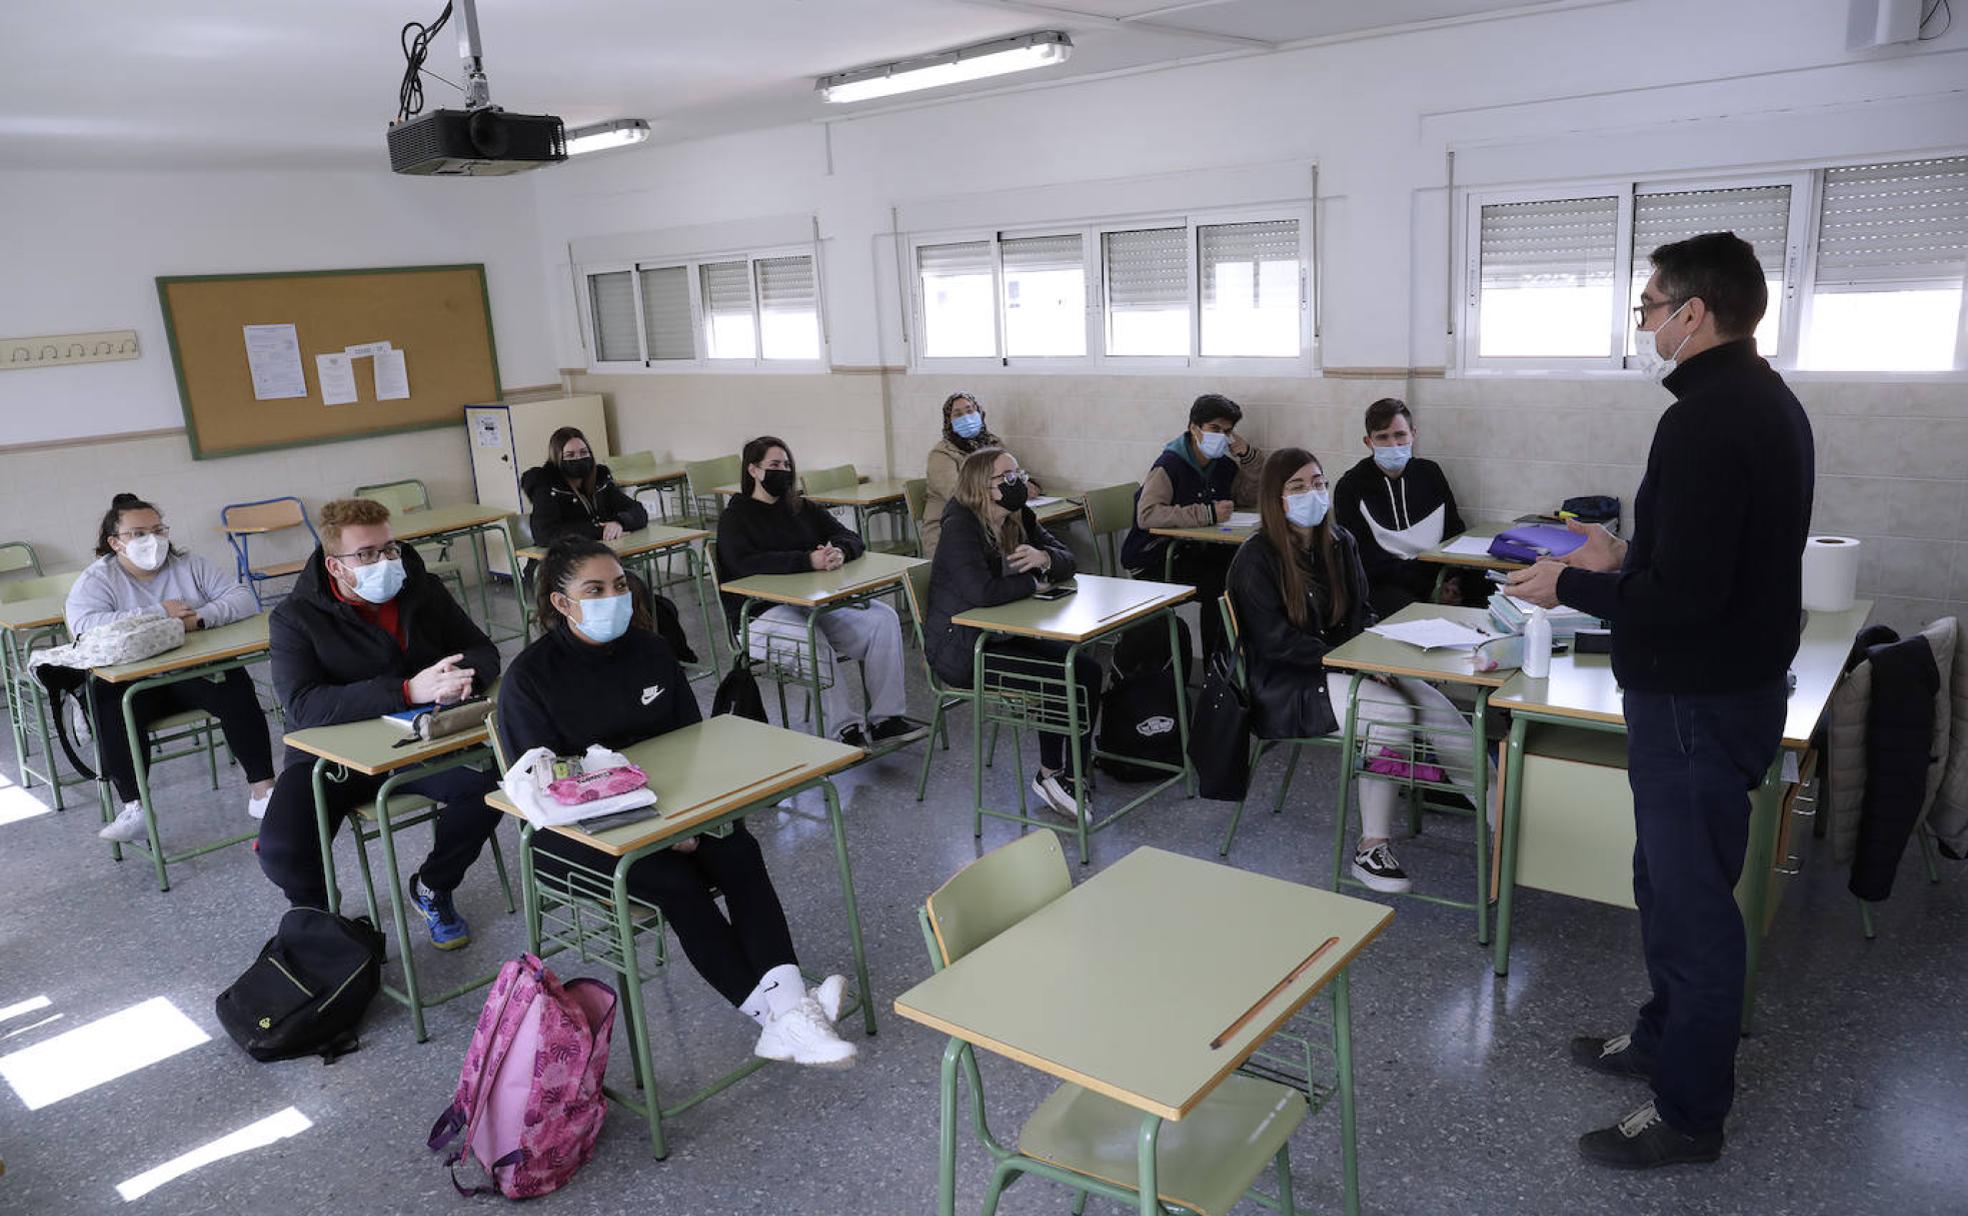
[1211, 935, 1340, 1049]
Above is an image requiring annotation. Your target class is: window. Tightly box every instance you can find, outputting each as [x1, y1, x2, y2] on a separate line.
[637, 267, 693, 361]
[1001, 234, 1085, 357]
[918, 241, 998, 358]
[755, 256, 821, 360]
[1802, 156, 1968, 372]
[1199, 219, 1301, 357]
[1103, 227, 1190, 358]
[578, 249, 825, 369]
[1630, 184, 1791, 358]
[700, 260, 757, 360]
[588, 271, 640, 364]
[1476, 195, 1621, 360]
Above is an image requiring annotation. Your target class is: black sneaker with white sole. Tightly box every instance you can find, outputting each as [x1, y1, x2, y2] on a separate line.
[1570, 1033, 1655, 1082]
[835, 724, 870, 751]
[1350, 842, 1413, 893]
[1032, 770, 1091, 825]
[870, 716, 920, 743]
[1578, 1100, 1723, 1170]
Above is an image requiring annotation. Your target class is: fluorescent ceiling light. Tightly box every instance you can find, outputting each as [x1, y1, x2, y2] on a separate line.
[566, 118, 651, 156]
[818, 32, 1072, 104]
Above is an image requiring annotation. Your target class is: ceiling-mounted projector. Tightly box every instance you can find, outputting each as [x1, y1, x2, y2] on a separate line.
[386, 0, 566, 175]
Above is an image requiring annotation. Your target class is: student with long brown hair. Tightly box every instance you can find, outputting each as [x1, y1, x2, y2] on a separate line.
[1227, 447, 1490, 894]
[923, 446, 1098, 821]
[521, 425, 649, 553]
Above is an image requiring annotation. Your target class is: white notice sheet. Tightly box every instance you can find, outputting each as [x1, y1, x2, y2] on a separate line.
[242, 324, 306, 400]
[1366, 618, 1493, 651]
[315, 353, 358, 405]
[1227, 511, 1261, 528]
[373, 348, 410, 401]
[1441, 535, 1496, 557]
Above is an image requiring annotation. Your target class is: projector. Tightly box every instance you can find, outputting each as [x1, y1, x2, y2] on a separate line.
[387, 108, 567, 176]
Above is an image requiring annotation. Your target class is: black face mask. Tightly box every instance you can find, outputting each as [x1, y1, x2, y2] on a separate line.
[996, 478, 1029, 512]
[760, 469, 795, 497]
[561, 456, 595, 480]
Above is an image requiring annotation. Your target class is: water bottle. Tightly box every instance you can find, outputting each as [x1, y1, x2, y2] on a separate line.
[1523, 606, 1552, 678]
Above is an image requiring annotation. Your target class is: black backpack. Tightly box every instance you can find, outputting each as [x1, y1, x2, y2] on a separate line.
[216, 907, 387, 1063]
[1095, 620, 1193, 783]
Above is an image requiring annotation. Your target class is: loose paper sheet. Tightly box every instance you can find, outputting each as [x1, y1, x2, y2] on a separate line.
[1227, 511, 1261, 528]
[1441, 535, 1495, 556]
[315, 352, 358, 405]
[344, 340, 393, 358]
[242, 324, 306, 400]
[372, 348, 409, 400]
[1366, 618, 1493, 651]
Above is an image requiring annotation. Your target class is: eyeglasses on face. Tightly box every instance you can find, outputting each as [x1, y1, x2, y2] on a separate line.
[116, 526, 170, 540]
[1632, 297, 1684, 325]
[331, 542, 402, 566]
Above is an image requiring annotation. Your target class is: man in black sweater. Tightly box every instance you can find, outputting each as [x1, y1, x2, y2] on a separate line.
[1509, 232, 1815, 1169]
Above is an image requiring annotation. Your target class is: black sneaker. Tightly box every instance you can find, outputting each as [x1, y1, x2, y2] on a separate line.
[1571, 1033, 1655, 1082]
[1579, 1100, 1723, 1170]
[870, 716, 920, 743]
[1350, 842, 1413, 894]
[1032, 770, 1091, 825]
[835, 724, 869, 750]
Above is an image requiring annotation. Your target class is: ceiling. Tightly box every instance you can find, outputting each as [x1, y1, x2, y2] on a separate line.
[0, 0, 1575, 170]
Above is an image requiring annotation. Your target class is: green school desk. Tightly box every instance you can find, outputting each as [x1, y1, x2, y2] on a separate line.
[389, 502, 527, 641]
[805, 478, 916, 554]
[0, 595, 79, 808]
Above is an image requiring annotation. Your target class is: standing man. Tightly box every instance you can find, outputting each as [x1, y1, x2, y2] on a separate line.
[1506, 232, 1814, 1169]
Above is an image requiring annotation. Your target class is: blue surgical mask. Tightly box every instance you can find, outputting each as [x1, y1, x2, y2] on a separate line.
[1284, 489, 1330, 529]
[951, 412, 984, 440]
[349, 557, 406, 604]
[1372, 444, 1412, 474]
[572, 592, 632, 644]
[1196, 430, 1231, 460]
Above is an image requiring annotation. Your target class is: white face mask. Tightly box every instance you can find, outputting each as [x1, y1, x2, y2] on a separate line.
[122, 534, 168, 572]
[1633, 300, 1694, 382]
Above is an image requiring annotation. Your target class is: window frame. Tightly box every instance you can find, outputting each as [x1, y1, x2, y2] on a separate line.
[575, 244, 829, 374]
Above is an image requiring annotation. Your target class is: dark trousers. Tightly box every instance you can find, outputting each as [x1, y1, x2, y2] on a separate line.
[1622, 682, 1787, 1135]
[536, 823, 796, 1007]
[257, 758, 502, 909]
[1168, 545, 1235, 660]
[983, 638, 1105, 773]
[90, 669, 275, 804]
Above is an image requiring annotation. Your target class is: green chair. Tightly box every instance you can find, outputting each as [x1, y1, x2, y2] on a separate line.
[898, 562, 975, 802]
[607, 449, 658, 484]
[705, 536, 841, 732]
[920, 832, 1306, 1216]
[1215, 594, 1341, 859]
[354, 479, 469, 607]
[3, 570, 90, 809]
[1081, 481, 1141, 577]
[0, 542, 43, 581]
[683, 455, 742, 526]
[801, 463, 858, 496]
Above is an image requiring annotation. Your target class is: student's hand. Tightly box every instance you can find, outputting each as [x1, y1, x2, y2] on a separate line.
[162, 598, 195, 619]
[600, 521, 625, 542]
[809, 545, 844, 572]
[1007, 544, 1051, 574]
[409, 654, 474, 705]
[1560, 519, 1625, 573]
[670, 837, 699, 855]
[1504, 560, 1565, 609]
[1228, 431, 1250, 457]
[182, 612, 204, 632]
[1213, 500, 1234, 524]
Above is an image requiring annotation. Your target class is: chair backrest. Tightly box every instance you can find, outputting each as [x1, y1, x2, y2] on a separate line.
[801, 464, 858, 495]
[923, 832, 1072, 968]
[222, 496, 309, 535]
[353, 479, 430, 516]
[0, 569, 80, 605]
[1081, 481, 1141, 576]
[487, 707, 511, 771]
[1219, 593, 1247, 685]
[608, 450, 658, 482]
[684, 454, 741, 498]
[903, 478, 928, 524]
[899, 561, 934, 653]
[0, 541, 43, 578]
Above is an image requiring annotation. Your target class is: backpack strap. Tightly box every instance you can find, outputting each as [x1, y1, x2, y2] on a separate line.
[316, 1029, 361, 1065]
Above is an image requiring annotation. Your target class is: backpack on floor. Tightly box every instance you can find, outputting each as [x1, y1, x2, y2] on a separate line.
[215, 907, 387, 1063]
[1095, 619, 1192, 783]
[428, 955, 617, 1200]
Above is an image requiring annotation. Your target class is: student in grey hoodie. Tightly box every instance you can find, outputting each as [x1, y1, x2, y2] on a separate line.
[67, 493, 275, 843]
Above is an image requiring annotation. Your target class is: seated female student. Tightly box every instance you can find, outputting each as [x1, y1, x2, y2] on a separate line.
[920, 393, 1042, 559]
[1226, 448, 1493, 894]
[715, 436, 912, 749]
[67, 493, 276, 842]
[500, 538, 856, 1068]
[519, 426, 648, 577]
[924, 446, 1100, 822]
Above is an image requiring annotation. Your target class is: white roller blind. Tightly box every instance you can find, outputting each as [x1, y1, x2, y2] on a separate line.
[918, 240, 997, 358]
[1633, 185, 1791, 274]
[1103, 227, 1188, 311]
[919, 241, 993, 278]
[1480, 196, 1619, 289]
[588, 271, 639, 362]
[1001, 234, 1085, 358]
[1815, 156, 1968, 290]
[1000, 234, 1082, 273]
[1199, 219, 1301, 358]
[700, 260, 757, 359]
[1199, 219, 1300, 304]
[756, 255, 820, 361]
[637, 266, 693, 361]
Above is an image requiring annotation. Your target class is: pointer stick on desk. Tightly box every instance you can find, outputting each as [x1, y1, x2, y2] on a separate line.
[1210, 935, 1340, 1049]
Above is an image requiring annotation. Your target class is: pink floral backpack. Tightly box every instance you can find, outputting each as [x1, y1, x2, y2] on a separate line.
[428, 955, 617, 1199]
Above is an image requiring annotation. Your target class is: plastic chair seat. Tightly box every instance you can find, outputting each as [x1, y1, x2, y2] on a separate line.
[353, 794, 437, 824]
[1018, 1075, 1309, 1216]
[249, 558, 309, 579]
[146, 708, 217, 733]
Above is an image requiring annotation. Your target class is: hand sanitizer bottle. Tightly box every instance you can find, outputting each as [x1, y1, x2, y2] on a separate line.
[1523, 606, 1552, 678]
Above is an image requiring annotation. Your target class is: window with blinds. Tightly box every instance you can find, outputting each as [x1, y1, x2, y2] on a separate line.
[637, 266, 693, 362]
[1104, 227, 1190, 357]
[1199, 219, 1300, 357]
[700, 260, 757, 360]
[1001, 234, 1085, 357]
[918, 241, 997, 358]
[1478, 196, 1620, 359]
[1630, 185, 1791, 355]
[755, 255, 821, 360]
[1803, 156, 1967, 372]
[588, 271, 640, 363]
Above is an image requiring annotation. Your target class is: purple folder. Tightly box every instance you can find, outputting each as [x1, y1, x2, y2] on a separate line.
[1488, 524, 1586, 564]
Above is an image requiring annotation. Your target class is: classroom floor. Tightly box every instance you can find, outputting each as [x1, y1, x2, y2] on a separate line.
[1, 591, 1963, 1216]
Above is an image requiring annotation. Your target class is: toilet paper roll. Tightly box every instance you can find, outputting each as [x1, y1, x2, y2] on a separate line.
[1801, 536, 1861, 613]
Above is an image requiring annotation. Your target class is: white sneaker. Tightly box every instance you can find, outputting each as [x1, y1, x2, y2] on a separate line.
[1031, 770, 1091, 825]
[99, 800, 147, 843]
[811, 974, 848, 1023]
[1351, 841, 1413, 894]
[754, 996, 857, 1070]
[247, 790, 271, 821]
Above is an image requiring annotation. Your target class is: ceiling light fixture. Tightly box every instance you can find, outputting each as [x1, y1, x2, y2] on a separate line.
[565, 118, 652, 156]
[817, 31, 1072, 104]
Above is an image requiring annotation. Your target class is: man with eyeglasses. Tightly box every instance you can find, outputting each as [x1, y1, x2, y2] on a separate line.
[1507, 232, 1815, 1169]
[257, 498, 503, 951]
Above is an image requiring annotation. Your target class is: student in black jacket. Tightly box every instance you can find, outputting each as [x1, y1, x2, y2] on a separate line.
[1331, 398, 1480, 617]
[1228, 448, 1491, 895]
[258, 498, 503, 950]
[924, 445, 1099, 822]
[714, 435, 911, 748]
[1509, 232, 1815, 1170]
[500, 538, 856, 1069]
[521, 425, 648, 557]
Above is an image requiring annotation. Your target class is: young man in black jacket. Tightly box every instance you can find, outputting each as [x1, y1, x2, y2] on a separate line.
[1332, 398, 1477, 617]
[257, 498, 504, 950]
[1509, 232, 1815, 1170]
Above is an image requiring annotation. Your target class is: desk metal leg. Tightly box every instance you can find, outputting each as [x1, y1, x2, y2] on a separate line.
[1334, 966, 1360, 1216]
[1739, 756, 1786, 1035]
[370, 773, 430, 1042]
[1168, 612, 1195, 798]
[1472, 690, 1491, 946]
[822, 779, 878, 1036]
[611, 851, 669, 1159]
[1492, 714, 1530, 976]
[1134, 1114, 1163, 1216]
[937, 1038, 962, 1216]
[312, 759, 344, 912]
[1328, 674, 1365, 890]
[121, 675, 171, 891]
[1064, 640, 1089, 865]
[684, 546, 723, 679]
[972, 640, 988, 839]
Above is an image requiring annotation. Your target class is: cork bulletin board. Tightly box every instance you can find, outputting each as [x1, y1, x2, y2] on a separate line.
[156, 264, 500, 459]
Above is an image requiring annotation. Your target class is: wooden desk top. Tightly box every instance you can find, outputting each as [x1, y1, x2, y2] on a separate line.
[1490, 600, 1874, 750]
[1321, 604, 1512, 688]
[1416, 521, 1526, 570]
[389, 502, 512, 542]
[719, 551, 925, 607]
[282, 717, 490, 778]
[1148, 522, 1257, 545]
[0, 596, 68, 633]
[515, 523, 710, 564]
[1033, 497, 1086, 527]
[485, 714, 863, 857]
[613, 463, 688, 489]
[92, 614, 271, 683]
[805, 479, 911, 507]
[951, 574, 1191, 643]
[894, 847, 1392, 1121]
